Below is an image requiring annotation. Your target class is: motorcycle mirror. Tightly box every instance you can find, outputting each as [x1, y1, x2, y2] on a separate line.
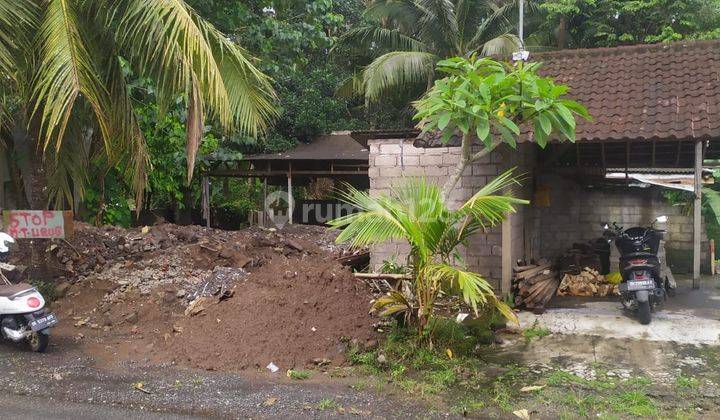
[0, 232, 15, 253]
[655, 215, 668, 224]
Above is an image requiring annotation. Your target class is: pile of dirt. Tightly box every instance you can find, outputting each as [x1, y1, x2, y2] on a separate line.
[36, 222, 378, 372]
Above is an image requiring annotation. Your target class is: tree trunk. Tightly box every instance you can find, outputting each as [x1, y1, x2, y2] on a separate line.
[556, 17, 568, 49]
[25, 123, 51, 280]
[95, 175, 105, 226]
[440, 135, 501, 202]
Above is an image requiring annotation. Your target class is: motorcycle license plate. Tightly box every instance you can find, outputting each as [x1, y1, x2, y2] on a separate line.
[29, 314, 58, 331]
[625, 280, 655, 291]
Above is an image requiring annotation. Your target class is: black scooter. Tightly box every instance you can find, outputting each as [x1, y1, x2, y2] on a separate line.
[601, 216, 670, 325]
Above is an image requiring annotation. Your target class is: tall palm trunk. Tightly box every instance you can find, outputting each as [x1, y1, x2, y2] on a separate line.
[25, 122, 51, 280]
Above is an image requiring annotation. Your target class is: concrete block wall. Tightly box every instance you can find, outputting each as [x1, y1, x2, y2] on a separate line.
[368, 139, 536, 288]
[533, 174, 709, 272]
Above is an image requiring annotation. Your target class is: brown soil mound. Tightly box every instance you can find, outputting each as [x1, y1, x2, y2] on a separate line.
[41, 223, 377, 372]
[162, 254, 374, 370]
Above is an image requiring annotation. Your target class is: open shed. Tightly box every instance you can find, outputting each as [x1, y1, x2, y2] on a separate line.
[203, 132, 369, 225]
[363, 40, 720, 292]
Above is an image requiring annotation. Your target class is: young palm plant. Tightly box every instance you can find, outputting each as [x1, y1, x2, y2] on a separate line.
[329, 169, 527, 342]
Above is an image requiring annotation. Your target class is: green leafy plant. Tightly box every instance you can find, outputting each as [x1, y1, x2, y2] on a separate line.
[379, 258, 407, 275]
[286, 369, 312, 380]
[330, 170, 527, 342]
[413, 56, 589, 198]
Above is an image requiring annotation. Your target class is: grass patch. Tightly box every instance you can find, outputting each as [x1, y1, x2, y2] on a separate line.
[316, 398, 339, 410]
[286, 369, 312, 380]
[523, 321, 551, 343]
[345, 320, 680, 418]
[607, 391, 657, 417]
[675, 374, 700, 392]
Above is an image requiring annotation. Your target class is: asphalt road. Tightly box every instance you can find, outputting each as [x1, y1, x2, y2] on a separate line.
[0, 337, 433, 419]
[0, 394, 197, 419]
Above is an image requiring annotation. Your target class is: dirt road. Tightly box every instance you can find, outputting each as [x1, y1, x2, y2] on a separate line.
[0, 336, 434, 419]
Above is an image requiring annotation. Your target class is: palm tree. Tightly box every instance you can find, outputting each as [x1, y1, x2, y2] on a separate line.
[0, 0, 276, 210]
[329, 169, 526, 342]
[0, 0, 276, 277]
[337, 0, 528, 103]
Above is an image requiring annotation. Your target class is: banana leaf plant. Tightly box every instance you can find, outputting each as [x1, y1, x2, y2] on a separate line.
[329, 169, 527, 342]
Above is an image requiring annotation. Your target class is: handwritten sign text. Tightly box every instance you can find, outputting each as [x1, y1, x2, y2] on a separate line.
[2, 211, 73, 239]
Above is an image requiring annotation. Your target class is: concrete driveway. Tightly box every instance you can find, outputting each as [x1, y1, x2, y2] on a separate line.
[518, 275, 720, 345]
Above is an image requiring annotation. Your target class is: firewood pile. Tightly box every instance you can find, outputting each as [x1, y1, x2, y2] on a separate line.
[557, 267, 620, 297]
[512, 261, 559, 312]
[556, 242, 603, 276]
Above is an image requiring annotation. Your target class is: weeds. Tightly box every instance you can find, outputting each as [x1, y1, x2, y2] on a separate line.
[286, 370, 312, 380]
[607, 391, 657, 417]
[675, 375, 700, 392]
[523, 321, 550, 343]
[316, 398, 338, 410]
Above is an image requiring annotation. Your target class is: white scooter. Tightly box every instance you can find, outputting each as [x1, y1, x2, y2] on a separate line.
[0, 233, 57, 352]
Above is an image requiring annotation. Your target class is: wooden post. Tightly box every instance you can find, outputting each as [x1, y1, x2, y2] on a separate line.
[201, 176, 210, 228]
[693, 140, 702, 287]
[287, 162, 293, 225]
[501, 216, 512, 294]
[262, 177, 268, 227]
[0, 154, 5, 208]
[711, 239, 716, 276]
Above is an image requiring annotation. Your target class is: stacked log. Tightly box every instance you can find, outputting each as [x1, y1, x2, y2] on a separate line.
[557, 267, 620, 297]
[512, 262, 559, 313]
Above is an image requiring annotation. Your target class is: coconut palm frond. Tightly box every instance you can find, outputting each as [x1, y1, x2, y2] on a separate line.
[335, 71, 365, 99]
[457, 168, 528, 230]
[481, 34, 522, 56]
[423, 263, 496, 314]
[417, 0, 460, 53]
[466, 0, 522, 53]
[0, 0, 36, 73]
[32, 0, 115, 153]
[329, 186, 408, 249]
[336, 25, 429, 55]
[194, 17, 277, 136]
[363, 51, 438, 102]
[372, 290, 412, 318]
[46, 123, 89, 210]
[113, 0, 275, 182]
[113, 0, 230, 125]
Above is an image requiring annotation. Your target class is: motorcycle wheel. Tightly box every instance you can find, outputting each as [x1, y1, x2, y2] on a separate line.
[27, 331, 49, 353]
[637, 301, 651, 325]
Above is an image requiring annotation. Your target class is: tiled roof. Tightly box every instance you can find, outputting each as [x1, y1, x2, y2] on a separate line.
[529, 40, 720, 143]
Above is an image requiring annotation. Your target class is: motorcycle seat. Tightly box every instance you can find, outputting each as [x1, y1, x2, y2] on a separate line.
[0, 283, 33, 297]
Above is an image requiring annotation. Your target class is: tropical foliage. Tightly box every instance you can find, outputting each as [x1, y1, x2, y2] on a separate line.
[0, 0, 276, 211]
[337, 0, 527, 104]
[413, 56, 589, 197]
[330, 170, 527, 341]
[534, 0, 720, 49]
